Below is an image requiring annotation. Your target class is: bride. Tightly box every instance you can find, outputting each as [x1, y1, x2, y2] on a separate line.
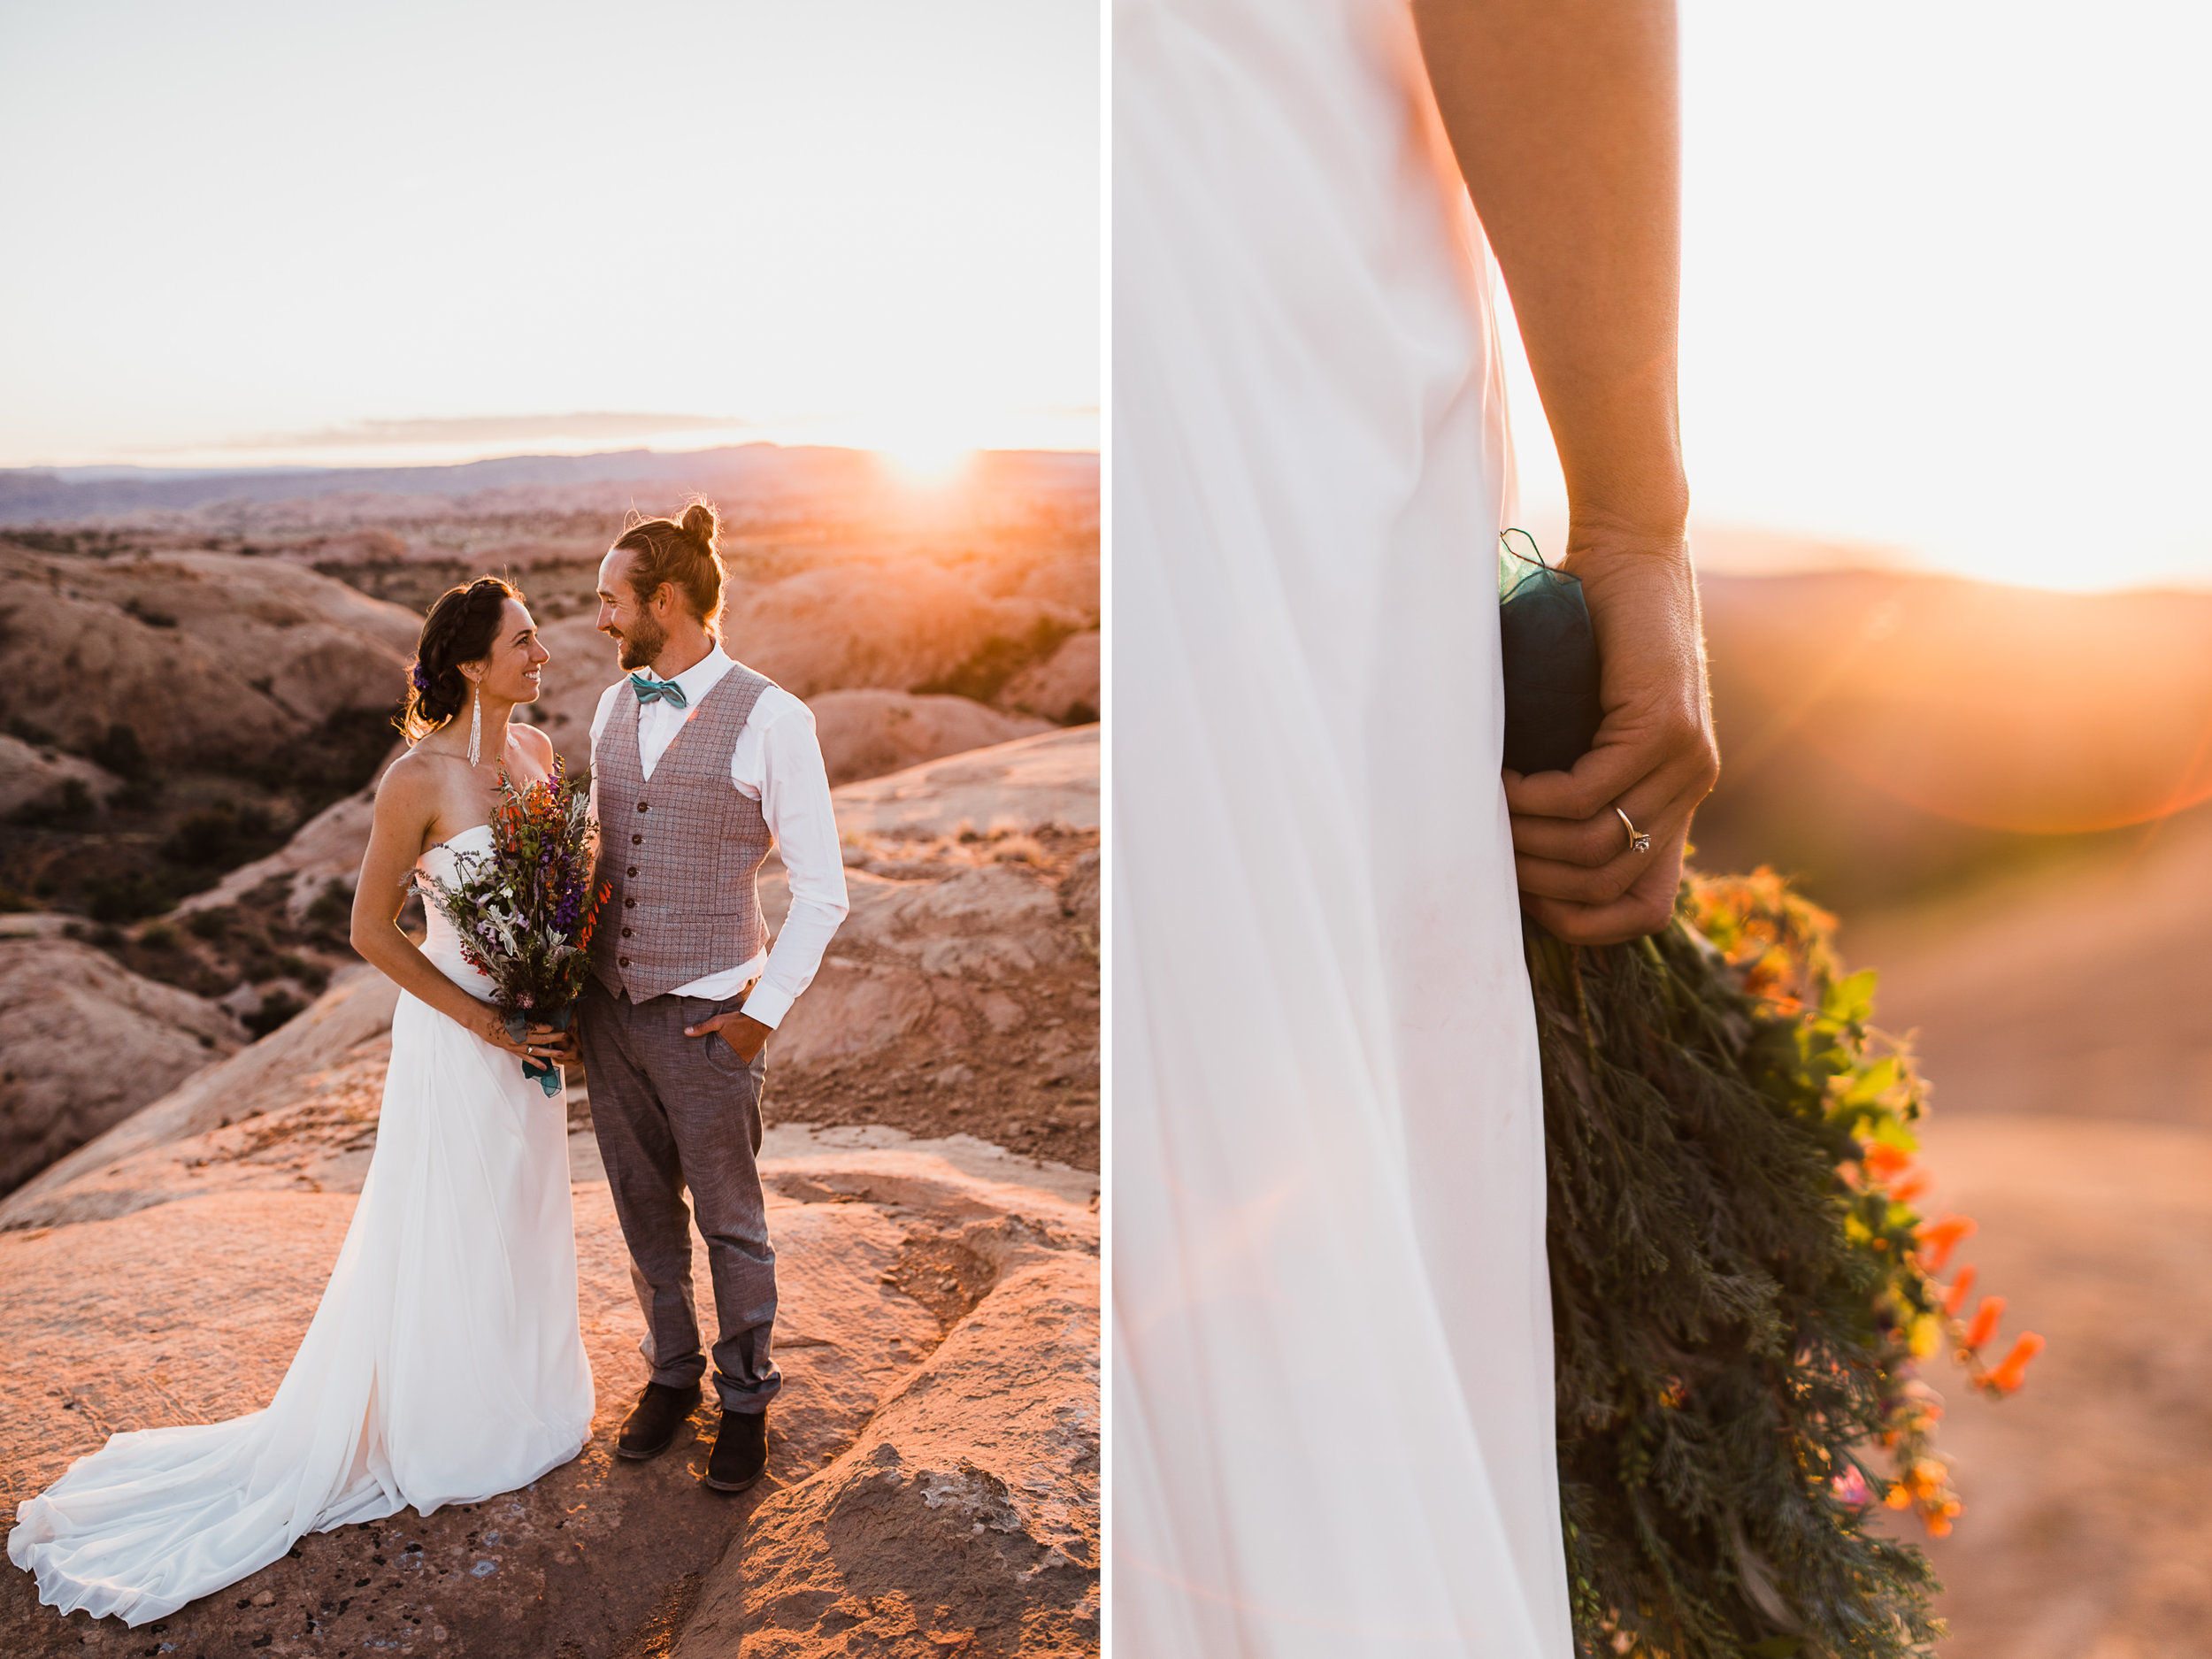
[1114, 0, 1717, 1651]
[9, 576, 595, 1627]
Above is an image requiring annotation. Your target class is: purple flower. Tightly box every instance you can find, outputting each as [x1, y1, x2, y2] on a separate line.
[411, 663, 431, 693]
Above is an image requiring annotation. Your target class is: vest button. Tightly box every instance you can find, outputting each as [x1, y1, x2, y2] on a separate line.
[621, 926, 633, 938]
[618, 956, 630, 967]
[631, 833, 642, 845]
[626, 866, 638, 876]
[625, 898, 637, 909]
[636, 802, 649, 813]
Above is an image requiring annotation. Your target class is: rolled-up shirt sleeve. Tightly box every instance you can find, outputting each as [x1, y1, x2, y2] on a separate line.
[735, 693, 849, 1029]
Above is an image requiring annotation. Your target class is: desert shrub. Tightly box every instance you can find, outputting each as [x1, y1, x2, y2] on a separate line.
[913, 616, 1076, 704]
[276, 952, 329, 995]
[244, 703, 403, 813]
[89, 723, 153, 780]
[163, 802, 282, 870]
[10, 778, 96, 828]
[0, 887, 31, 913]
[243, 990, 304, 1039]
[238, 935, 284, 983]
[185, 908, 232, 941]
[304, 879, 355, 945]
[85, 872, 185, 924]
[138, 920, 180, 950]
[11, 528, 125, 557]
[1063, 699, 1098, 726]
[107, 774, 165, 814]
[987, 833, 1048, 867]
[6, 717, 56, 747]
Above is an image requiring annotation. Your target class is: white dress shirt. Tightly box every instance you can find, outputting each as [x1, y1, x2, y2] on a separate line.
[588, 647, 849, 1030]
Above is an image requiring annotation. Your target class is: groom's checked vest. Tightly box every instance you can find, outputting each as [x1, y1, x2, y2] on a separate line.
[590, 664, 775, 1002]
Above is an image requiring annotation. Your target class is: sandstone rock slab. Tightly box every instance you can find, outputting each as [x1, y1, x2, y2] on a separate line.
[810, 690, 1050, 787]
[0, 965, 396, 1228]
[831, 727, 1099, 841]
[676, 1253, 1100, 1658]
[995, 631, 1098, 725]
[0, 1148, 1096, 1659]
[0, 736, 120, 819]
[171, 787, 383, 923]
[0, 937, 242, 1195]
[726, 564, 1080, 703]
[0, 546, 420, 766]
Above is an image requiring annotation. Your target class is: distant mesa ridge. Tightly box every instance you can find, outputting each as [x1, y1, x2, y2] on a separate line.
[0, 442, 1100, 523]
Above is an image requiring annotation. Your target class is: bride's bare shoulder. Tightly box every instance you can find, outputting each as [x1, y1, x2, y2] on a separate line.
[373, 744, 445, 816]
[510, 724, 557, 769]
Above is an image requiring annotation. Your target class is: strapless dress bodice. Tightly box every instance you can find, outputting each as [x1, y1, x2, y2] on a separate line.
[415, 823, 498, 998]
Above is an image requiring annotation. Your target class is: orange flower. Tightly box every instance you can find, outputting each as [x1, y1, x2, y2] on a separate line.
[1890, 1171, 1932, 1204]
[1916, 1214, 1977, 1272]
[1863, 1142, 1913, 1181]
[1986, 1333, 2046, 1394]
[1941, 1264, 1978, 1317]
[1962, 1296, 2006, 1352]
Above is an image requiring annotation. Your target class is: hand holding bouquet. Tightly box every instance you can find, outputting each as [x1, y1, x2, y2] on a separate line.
[418, 762, 608, 1095]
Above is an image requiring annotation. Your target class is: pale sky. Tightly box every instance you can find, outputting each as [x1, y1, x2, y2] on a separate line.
[0, 0, 1100, 471]
[1503, 0, 2212, 592]
[6, 4, 2206, 591]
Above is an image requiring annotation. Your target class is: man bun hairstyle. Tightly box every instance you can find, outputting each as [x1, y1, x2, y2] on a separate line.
[401, 575, 521, 741]
[615, 498, 725, 632]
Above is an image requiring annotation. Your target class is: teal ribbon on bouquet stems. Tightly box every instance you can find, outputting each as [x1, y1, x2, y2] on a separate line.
[504, 1004, 572, 1097]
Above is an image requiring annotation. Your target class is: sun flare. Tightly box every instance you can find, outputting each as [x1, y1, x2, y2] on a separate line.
[877, 435, 978, 486]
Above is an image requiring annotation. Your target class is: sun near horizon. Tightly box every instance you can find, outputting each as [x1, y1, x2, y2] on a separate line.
[0, 0, 1099, 497]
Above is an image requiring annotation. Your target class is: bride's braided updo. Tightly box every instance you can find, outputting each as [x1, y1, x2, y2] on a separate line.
[613, 500, 724, 631]
[399, 576, 521, 742]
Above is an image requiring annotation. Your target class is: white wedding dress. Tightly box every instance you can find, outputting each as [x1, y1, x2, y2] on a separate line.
[1113, 0, 1573, 1652]
[9, 825, 595, 1627]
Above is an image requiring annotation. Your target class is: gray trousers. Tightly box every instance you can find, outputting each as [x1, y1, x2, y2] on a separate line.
[579, 975, 780, 1414]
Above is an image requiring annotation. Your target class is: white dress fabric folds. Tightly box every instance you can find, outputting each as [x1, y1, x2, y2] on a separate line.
[9, 825, 595, 1627]
[1113, 0, 1573, 1652]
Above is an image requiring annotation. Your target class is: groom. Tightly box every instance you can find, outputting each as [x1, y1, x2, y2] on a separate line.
[577, 508, 849, 1493]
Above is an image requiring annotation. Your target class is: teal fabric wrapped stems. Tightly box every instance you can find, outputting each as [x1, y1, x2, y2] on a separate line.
[1498, 529, 1602, 775]
[504, 1004, 572, 1096]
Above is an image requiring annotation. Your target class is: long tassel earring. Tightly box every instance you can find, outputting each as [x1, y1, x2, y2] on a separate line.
[467, 685, 482, 767]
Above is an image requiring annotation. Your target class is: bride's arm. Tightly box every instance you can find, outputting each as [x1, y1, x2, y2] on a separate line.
[1412, 0, 1718, 943]
[348, 756, 536, 1058]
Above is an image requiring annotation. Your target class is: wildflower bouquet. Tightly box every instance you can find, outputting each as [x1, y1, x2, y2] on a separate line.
[418, 762, 608, 1095]
[1535, 869, 2040, 1659]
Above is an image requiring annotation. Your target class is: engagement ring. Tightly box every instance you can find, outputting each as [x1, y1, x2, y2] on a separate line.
[1615, 805, 1652, 856]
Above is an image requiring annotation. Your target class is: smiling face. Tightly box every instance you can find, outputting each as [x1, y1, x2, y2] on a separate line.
[595, 548, 671, 672]
[462, 598, 549, 704]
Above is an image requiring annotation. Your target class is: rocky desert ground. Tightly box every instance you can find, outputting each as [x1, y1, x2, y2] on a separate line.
[0, 449, 1099, 1655]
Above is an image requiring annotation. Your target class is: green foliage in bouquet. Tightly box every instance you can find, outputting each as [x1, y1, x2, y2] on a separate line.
[1532, 869, 2039, 1659]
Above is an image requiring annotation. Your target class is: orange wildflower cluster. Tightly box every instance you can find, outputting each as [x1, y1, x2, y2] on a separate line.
[1832, 1037, 2042, 1538]
[1679, 869, 2046, 1550]
[1884, 1455, 1964, 1538]
[1910, 1213, 2043, 1400]
[1680, 868, 1842, 1018]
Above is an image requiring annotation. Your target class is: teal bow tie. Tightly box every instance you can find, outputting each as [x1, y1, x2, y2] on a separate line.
[629, 672, 688, 709]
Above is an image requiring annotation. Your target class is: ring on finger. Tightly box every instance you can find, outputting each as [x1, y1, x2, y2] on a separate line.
[1614, 804, 1653, 856]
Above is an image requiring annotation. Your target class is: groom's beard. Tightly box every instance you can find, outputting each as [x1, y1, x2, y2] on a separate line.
[614, 614, 667, 671]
